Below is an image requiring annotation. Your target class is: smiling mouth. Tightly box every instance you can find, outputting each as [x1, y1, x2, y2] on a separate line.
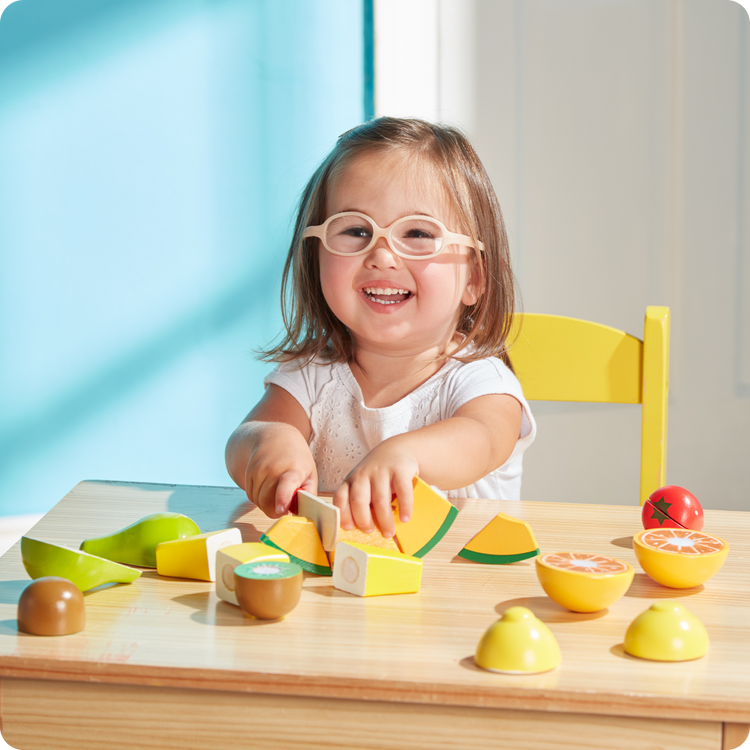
[362, 287, 413, 305]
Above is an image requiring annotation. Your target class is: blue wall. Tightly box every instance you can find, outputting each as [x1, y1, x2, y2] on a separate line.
[0, 0, 364, 516]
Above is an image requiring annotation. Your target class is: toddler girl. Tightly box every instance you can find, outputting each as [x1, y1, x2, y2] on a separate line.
[225, 117, 536, 538]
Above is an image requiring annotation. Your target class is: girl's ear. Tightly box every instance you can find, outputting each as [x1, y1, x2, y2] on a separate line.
[461, 256, 485, 306]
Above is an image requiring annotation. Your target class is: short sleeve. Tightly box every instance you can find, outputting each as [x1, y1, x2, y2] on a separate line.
[263, 360, 331, 418]
[441, 358, 536, 445]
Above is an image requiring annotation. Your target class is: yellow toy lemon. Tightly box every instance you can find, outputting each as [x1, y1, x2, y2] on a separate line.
[624, 602, 709, 661]
[535, 552, 634, 612]
[633, 528, 729, 588]
[475, 607, 560, 674]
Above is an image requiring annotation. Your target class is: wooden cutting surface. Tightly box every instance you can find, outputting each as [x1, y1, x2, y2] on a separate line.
[0, 480, 748, 729]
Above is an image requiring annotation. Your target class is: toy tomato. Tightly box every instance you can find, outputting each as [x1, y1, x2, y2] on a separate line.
[642, 486, 704, 531]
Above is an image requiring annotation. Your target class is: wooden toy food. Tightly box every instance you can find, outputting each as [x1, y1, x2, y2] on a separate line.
[458, 512, 540, 564]
[80, 512, 201, 567]
[329, 526, 400, 566]
[216, 543, 290, 606]
[295, 490, 340, 551]
[392, 477, 457, 557]
[155, 528, 242, 581]
[261, 516, 332, 575]
[633, 528, 728, 588]
[332, 542, 422, 597]
[21, 537, 141, 592]
[475, 606, 560, 674]
[535, 552, 634, 612]
[624, 602, 709, 661]
[642, 486, 704, 531]
[17, 577, 86, 636]
[234, 561, 303, 620]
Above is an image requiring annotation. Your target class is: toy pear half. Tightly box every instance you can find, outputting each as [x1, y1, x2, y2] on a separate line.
[80, 512, 201, 568]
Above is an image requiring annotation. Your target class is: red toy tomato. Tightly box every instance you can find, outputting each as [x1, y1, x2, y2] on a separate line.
[642, 486, 704, 531]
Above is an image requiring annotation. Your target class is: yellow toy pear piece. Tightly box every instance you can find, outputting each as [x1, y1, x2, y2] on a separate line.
[458, 512, 540, 564]
[624, 602, 709, 661]
[475, 607, 561, 674]
[155, 528, 242, 581]
[392, 477, 457, 558]
[332, 541, 422, 597]
[216, 543, 290, 606]
[535, 552, 634, 612]
[260, 515, 331, 576]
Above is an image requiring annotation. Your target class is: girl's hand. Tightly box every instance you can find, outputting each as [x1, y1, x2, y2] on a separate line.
[333, 440, 418, 538]
[244, 423, 318, 519]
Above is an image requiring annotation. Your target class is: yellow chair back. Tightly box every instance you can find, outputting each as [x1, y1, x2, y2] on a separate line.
[509, 307, 670, 506]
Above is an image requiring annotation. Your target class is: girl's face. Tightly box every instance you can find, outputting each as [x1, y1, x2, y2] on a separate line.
[318, 151, 481, 358]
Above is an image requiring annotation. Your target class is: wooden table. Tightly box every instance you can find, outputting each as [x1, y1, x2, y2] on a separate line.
[0, 481, 748, 750]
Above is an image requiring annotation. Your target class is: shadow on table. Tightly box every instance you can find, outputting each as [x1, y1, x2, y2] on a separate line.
[495, 595, 609, 622]
[0, 580, 28, 605]
[624, 573, 704, 598]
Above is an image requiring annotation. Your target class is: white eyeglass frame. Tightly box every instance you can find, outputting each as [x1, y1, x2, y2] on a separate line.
[302, 211, 484, 259]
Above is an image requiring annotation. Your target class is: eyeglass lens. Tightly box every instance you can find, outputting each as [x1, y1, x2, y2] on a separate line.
[325, 215, 443, 257]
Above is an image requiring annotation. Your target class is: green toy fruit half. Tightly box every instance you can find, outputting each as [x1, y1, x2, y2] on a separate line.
[80, 512, 201, 567]
[21, 537, 141, 592]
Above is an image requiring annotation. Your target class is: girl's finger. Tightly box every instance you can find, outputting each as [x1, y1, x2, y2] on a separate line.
[371, 474, 396, 538]
[348, 478, 375, 533]
[393, 473, 415, 523]
[334, 483, 355, 530]
[275, 471, 303, 516]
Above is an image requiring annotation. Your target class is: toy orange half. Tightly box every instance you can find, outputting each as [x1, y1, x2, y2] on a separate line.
[535, 552, 634, 612]
[633, 528, 728, 588]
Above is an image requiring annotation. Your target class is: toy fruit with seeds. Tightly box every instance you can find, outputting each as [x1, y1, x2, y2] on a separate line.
[633, 528, 728, 588]
[624, 602, 709, 661]
[535, 552, 634, 612]
[475, 607, 560, 674]
[234, 560, 303, 620]
[642, 486, 704, 531]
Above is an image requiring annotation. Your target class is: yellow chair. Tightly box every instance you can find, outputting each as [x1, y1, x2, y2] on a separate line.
[509, 307, 670, 506]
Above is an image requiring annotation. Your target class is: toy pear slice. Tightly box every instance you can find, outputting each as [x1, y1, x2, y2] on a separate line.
[155, 528, 242, 581]
[392, 477, 457, 558]
[21, 537, 141, 592]
[260, 516, 331, 576]
[80, 512, 201, 568]
[458, 512, 540, 564]
[332, 542, 422, 597]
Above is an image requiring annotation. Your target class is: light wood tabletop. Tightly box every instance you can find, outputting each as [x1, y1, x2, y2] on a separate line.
[0, 480, 748, 750]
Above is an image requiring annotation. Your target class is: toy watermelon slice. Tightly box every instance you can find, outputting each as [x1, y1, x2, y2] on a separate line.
[458, 512, 540, 564]
[260, 516, 331, 576]
[392, 477, 458, 558]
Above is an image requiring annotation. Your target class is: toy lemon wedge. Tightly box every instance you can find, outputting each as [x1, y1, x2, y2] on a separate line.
[624, 602, 709, 661]
[633, 528, 728, 588]
[475, 607, 560, 674]
[535, 552, 634, 612]
[80, 512, 201, 568]
[21, 537, 141, 592]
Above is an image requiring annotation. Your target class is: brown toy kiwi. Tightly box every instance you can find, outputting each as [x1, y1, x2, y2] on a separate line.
[18, 576, 85, 636]
[234, 560, 302, 620]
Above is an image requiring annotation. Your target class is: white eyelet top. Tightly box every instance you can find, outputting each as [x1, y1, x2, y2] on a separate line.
[264, 355, 536, 502]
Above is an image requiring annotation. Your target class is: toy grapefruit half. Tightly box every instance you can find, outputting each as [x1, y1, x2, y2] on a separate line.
[633, 528, 728, 588]
[535, 552, 634, 612]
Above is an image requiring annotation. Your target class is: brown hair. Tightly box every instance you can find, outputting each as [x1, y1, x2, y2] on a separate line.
[260, 117, 517, 369]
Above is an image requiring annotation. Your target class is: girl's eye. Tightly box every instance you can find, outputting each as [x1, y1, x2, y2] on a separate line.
[342, 226, 372, 238]
[403, 228, 436, 240]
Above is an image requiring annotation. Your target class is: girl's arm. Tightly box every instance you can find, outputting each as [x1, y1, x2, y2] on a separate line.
[225, 384, 316, 518]
[333, 394, 523, 537]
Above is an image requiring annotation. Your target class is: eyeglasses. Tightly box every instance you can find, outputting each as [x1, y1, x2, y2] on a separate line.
[302, 212, 484, 260]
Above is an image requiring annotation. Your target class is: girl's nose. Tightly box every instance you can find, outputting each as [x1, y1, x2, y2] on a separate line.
[365, 237, 400, 268]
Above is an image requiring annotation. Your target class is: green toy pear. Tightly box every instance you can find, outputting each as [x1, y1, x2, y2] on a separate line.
[80, 512, 201, 568]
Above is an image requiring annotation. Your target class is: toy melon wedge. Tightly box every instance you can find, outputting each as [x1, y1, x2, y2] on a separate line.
[392, 477, 457, 558]
[260, 516, 331, 576]
[458, 512, 540, 564]
[21, 537, 142, 592]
